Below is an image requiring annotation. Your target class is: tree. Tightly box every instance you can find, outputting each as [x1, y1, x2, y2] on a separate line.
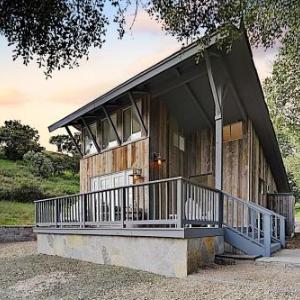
[23, 151, 54, 178]
[264, 42, 300, 200]
[49, 133, 81, 156]
[49, 134, 81, 173]
[1, 1, 299, 76]
[0, 120, 44, 160]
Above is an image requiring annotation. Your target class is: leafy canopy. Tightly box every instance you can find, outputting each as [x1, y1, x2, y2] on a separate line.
[1, 0, 299, 76]
[264, 40, 300, 200]
[49, 133, 81, 156]
[0, 120, 43, 160]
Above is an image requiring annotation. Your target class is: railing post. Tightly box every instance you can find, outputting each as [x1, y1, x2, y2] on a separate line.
[263, 214, 272, 256]
[280, 217, 286, 247]
[121, 187, 126, 228]
[81, 194, 86, 228]
[218, 192, 224, 228]
[177, 178, 183, 228]
[35, 202, 38, 227]
[54, 199, 58, 228]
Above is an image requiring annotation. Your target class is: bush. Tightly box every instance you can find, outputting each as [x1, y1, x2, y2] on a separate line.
[0, 177, 47, 202]
[23, 151, 54, 178]
[44, 151, 79, 174]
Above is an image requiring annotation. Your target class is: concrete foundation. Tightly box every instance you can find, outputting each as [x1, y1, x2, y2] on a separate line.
[37, 233, 224, 277]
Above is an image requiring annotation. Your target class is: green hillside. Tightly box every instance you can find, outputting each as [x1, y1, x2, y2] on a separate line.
[0, 201, 35, 225]
[0, 157, 79, 225]
[0, 158, 79, 201]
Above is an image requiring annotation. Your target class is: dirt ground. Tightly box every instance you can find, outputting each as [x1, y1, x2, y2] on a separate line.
[287, 233, 300, 249]
[0, 241, 300, 300]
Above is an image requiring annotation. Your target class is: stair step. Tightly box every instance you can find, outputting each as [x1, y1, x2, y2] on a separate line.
[216, 254, 261, 261]
[271, 242, 282, 253]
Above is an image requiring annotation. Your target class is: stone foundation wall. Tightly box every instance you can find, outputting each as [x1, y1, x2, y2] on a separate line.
[0, 226, 36, 243]
[37, 233, 224, 277]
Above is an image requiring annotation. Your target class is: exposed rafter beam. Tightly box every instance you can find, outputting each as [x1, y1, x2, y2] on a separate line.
[204, 52, 222, 115]
[205, 51, 223, 191]
[128, 91, 148, 136]
[81, 117, 101, 153]
[174, 68, 213, 128]
[220, 54, 247, 120]
[152, 68, 206, 98]
[65, 126, 83, 158]
[102, 106, 121, 145]
[131, 90, 149, 96]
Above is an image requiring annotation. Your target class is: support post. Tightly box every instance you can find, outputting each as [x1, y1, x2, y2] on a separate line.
[205, 52, 223, 190]
[128, 91, 148, 136]
[263, 214, 272, 256]
[177, 178, 183, 228]
[81, 118, 101, 153]
[280, 217, 286, 247]
[65, 125, 83, 157]
[218, 192, 224, 228]
[102, 106, 122, 145]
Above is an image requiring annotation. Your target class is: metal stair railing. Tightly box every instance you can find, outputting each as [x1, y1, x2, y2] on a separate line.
[222, 191, 285, 256]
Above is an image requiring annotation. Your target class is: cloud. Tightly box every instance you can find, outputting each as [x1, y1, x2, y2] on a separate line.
[252, 46, 279, 82]
[0, 89, 27, 106]
[127, 11, 163, 35]
[126, 45, 179, 75]
[48, 81, 117, 106]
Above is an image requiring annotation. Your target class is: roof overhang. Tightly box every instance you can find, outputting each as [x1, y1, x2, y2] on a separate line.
[48, 33, 290, 192]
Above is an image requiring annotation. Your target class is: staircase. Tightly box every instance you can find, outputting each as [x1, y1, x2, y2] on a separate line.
[221, 191, 286, 256]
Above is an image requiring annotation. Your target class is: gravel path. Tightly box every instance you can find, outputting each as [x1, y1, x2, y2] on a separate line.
[0, 241, 300, 300]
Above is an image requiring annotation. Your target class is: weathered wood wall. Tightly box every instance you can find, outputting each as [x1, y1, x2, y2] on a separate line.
[248, 121, 277, 206]
[149, 99, 249, 200]
[267, 193, 295, 236]
[80, 96, 279, 210]
[80, 138, 149, 192]
[80, 96, 150, 192]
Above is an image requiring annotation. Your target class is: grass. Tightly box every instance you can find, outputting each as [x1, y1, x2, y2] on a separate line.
[296, 202, 300, 219]
[0, 201, 35, 225]
[0, 158, 79, 201]
[0, 156, 79, 225]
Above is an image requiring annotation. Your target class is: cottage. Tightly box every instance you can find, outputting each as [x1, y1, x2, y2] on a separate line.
[35, 33, 294, 277]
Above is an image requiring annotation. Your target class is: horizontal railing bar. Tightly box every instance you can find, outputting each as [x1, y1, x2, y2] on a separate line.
[125, 220, 177, 225]
[222, 191, 284, 218]
[183, 220, 217, 225]
[34, 176, 183, 203]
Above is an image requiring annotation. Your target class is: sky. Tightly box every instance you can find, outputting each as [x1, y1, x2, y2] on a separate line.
[0, 11, 279, 151]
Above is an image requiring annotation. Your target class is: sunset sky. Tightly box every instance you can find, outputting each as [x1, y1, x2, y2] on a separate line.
[0, 12, 278, 151]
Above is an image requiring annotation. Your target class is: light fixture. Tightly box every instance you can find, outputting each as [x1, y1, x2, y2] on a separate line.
[153, 152, 166, 166]
[129, 168, 142, 180]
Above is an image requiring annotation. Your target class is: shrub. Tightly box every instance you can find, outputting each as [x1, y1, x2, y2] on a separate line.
[23, 151, 54, 178]
[0, 177, 47, 202]
[44, 151, 79, 174]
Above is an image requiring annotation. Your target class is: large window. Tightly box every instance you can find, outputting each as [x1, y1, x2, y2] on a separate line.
[83, 122, 97, 155]
[101, 113, 118, 149]
[123, 101, 142, 142]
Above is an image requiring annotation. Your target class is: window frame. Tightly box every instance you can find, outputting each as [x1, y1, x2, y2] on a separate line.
[83, 122, 98, 156]
[100, 112, 118, 150]
[122, 101, 142, 143]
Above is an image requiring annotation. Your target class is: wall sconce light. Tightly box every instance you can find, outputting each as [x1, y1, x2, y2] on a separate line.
[129, 168, 142, 180]
[153, 152, 166, 166]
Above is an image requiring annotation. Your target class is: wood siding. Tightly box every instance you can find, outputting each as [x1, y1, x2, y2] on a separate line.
[267, 193, 295, 236]
[80, 138, 149, 192]
[80, 96, 278, 209]
[248, 120, 277, 206]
